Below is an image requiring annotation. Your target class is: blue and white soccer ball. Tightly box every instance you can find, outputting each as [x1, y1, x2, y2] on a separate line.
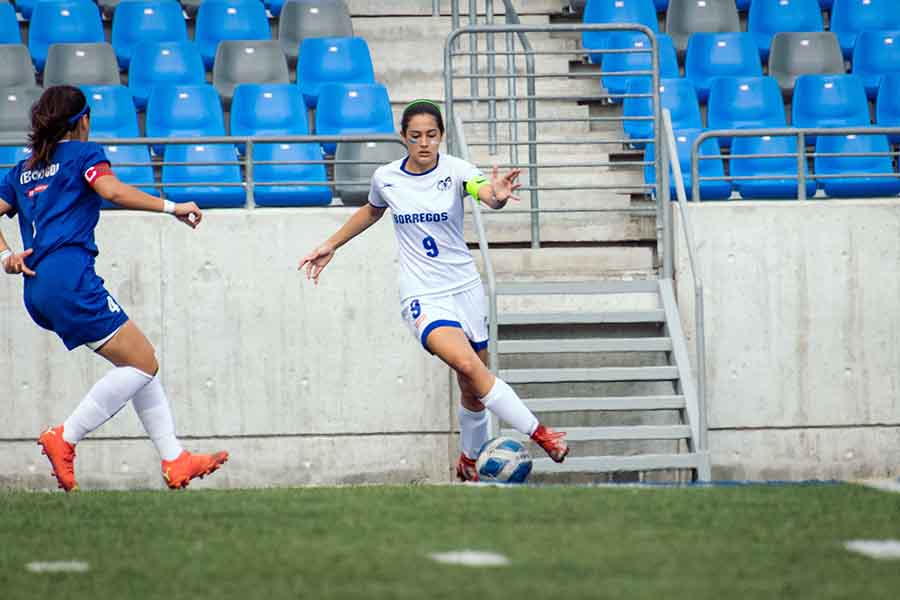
[475, 437, 533, 483]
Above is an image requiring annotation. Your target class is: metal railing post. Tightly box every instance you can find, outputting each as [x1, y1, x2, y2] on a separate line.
[797, 131, 807, 201]
[468, 0, 478, 107]
[487, 0, 497, 155]
[245, 138, 254, 208]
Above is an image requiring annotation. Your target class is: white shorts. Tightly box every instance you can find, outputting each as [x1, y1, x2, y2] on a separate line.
[401, 283, 489, 353]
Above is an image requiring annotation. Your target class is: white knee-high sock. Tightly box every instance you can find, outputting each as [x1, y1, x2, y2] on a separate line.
[132, 374, 184, 461]
[481, 377, 539, 436]
[458, 405, 490, 459]
[62, 367, 154, 444]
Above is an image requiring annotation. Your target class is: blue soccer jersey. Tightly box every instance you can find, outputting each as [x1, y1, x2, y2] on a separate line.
[0, 141, 128, 350]
[0, 141, 109, 270]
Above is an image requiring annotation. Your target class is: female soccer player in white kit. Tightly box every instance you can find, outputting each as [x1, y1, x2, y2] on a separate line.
[0, 85, 228, 491]
[300, 100, 568, 481]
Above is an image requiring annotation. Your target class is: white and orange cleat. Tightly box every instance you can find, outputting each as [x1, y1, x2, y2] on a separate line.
[162, 450, 229, 490]
[455, 453, 479, 482]
[37, 425, 78, 492]
[531, 424, 569, 463]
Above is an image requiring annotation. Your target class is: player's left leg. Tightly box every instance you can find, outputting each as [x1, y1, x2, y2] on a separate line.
[455, 349, 489, 481]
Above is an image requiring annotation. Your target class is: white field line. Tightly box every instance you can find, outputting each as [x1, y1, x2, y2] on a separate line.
[26, 561, 90, 573]
[428, 550, 511, 566]
[845, 540, 900, 560]
[855, 478, 900, 494]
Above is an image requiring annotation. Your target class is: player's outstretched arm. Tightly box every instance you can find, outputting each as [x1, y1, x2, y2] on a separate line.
[479, 166, 522, 210]
[298, 203, 386, 285]
[0, 199, 35, 276]
[92, 174, 202, 229]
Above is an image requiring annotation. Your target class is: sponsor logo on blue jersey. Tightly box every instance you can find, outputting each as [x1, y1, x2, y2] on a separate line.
[20, 163, 60, 185]
[393, 212, 449, 225]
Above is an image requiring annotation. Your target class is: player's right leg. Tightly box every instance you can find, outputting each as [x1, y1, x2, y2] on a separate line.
[425, 326, 569, 464]
[456, 364, 488, 482]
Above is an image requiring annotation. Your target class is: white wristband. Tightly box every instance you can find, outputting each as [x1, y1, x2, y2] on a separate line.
[0, 249, 12, 264]
[163, 200, 176, 214]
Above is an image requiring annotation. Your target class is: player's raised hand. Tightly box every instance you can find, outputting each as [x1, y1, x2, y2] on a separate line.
[298, 243, 336, 285]
[173, 202, 202, 228]
[3, 248, 36, 277]
[490, 165, 522, 203]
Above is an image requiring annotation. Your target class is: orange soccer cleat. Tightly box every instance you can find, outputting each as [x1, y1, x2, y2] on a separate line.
[455, 453, 479, 482]
[531, 424, 569, 463]
[37, 425, 78, 492]
[162, 450, 229, 490]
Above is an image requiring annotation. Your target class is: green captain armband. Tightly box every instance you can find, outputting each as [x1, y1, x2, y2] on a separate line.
[465, 176, 489, 202]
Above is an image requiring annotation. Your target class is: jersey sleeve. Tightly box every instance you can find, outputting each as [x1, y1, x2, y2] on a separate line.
[80, 143, 113, 187]
[458, 159, 486, 201]
[368, 168, 388, 208]
[0, 168, 18, 218]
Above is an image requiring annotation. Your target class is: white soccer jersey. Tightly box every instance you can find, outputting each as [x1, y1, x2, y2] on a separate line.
[368, 154, 483, 302]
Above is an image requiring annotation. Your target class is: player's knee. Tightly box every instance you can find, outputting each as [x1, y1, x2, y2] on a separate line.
[454, 355, 485, 382]
[460, 393, 485, 412]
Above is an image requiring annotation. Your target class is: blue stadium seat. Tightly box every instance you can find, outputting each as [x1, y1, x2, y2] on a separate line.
[644, 129, 732, 201]
[736, 0, 750, 9]
[82, 85, 140, 139]
[876, 72, 900, 143]
[791, 75, 870, 138]
[145, 84, 225, 155]
[296, 37, 375, 109]
[815, 133, 900, 197]
[830, 0, 900, 60]
[100, 144, 156, 207]
[624, 77, 702, 145]
[194, 0, 271, 69]
[29, 1, 105, 71]
[600, 32, 678, 102]
[0, 3, 21, 44]
[265, 0, 288, 16]
[730, 134, 817, 199]
[162, 144, 245, 207]
[111, 1, 188, 70]
[653, 0, 668, 9]
[314, 82, 394, 155]
[853, 31, 900, 99]
[748, 0, 824, 61]
[582, 0, 658, 63]
[230, 83, 308, 137]
[707, 76, 786, 146]
[685, 32, 763, 102]
[819, 0, 834, 8]
[129, 41, 206, 110]
[252, 142, 332, 206]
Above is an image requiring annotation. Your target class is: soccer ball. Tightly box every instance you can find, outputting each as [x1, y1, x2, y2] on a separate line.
[475, 437, 532, 483]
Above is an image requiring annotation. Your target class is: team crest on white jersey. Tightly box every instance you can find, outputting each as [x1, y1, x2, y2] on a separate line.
[436, 176, 452, 191]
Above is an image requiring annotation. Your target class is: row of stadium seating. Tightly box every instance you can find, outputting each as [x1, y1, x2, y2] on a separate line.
[0, 81, 395, 206]
[600, 30, 899, 101]
[582, 0, 900, 57]
[646, 127, 900, 200]
[4, 0, 352, 70]
[0, 34, 375, 109]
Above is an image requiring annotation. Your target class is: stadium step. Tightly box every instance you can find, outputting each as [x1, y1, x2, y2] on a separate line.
[524, 395, 686, 412]
[500, 366, 679, 383]
[496, 310, 666, 326]
[531, 453, 711, 474]
[503, 425, 692, 442]
[498, 337, 673, 354]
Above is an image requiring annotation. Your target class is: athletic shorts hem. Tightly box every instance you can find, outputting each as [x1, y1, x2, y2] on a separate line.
[470, 339, 489, 352]
[62, 311, 129, 351]
[420, 319, 462, 352]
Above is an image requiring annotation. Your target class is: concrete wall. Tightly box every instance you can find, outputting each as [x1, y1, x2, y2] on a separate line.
[0, 210, 454, 489]
[675, 201, 900, 480]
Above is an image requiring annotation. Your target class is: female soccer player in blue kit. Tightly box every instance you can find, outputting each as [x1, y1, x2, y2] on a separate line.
[300, 100, 568, 481]
[0, 86, 228, 491]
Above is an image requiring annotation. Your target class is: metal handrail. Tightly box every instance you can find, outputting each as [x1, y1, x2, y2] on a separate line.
[450, 112, 499, 375]
[662, 109, 708, 453]
[690, 126, 900, 202]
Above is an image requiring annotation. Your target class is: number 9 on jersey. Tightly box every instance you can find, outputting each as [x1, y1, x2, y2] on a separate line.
[422, 236, 439, 258]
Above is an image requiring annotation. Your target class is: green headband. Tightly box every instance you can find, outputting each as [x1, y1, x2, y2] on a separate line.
[404, 99, 442, 114]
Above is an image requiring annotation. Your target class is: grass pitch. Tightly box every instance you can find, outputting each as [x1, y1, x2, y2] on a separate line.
[1, 484, 899, 599]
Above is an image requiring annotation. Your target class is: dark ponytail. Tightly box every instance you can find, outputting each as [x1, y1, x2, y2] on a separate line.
[27, 85, 88, 170]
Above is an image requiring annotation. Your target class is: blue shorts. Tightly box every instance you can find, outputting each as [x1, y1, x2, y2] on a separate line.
[23, 247, 129, 351]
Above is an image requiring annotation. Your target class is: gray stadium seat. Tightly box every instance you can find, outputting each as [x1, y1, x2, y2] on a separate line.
[0, 45, 37, 90]
[213, 40, 290, 109]
[278, 0, 353, 67]
[334, 140, 405, 205]
[768, 32, 845, 96]
[0, 87, 41, 139]
[43, 43, 121, 88]
[665, 0, 741, 54]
